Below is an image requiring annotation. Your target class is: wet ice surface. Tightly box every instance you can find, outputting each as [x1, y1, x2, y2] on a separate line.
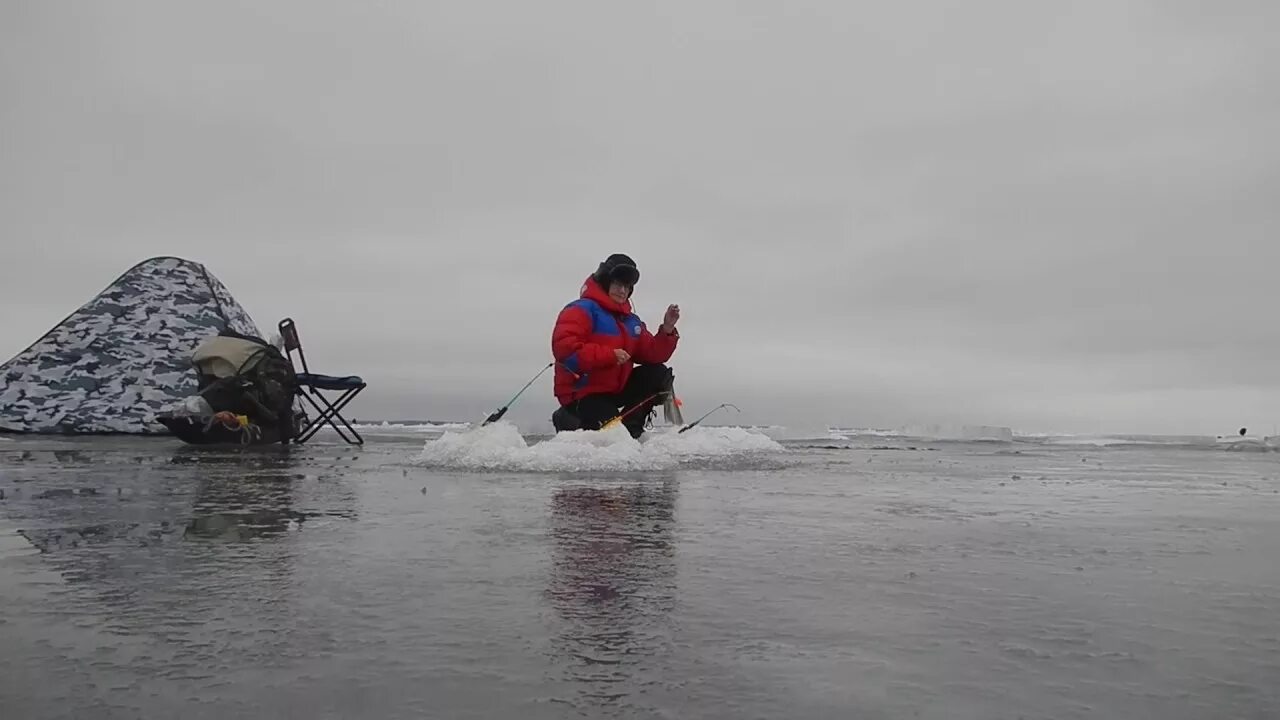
[1, 432, 1279, 719]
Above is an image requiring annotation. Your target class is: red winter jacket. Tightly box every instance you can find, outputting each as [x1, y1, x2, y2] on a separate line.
[551, 276, 679, 405]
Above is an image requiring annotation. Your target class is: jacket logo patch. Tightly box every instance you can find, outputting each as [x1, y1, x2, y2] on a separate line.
[631, 324, 641, 336]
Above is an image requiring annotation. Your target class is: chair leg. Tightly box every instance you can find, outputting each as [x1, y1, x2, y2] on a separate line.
[322, 387, 365, 443]
[316, 391, 363, 444]
[296, 393, 348, 443]
[294, 386, 366, 445]
[295, 393, 353, 444]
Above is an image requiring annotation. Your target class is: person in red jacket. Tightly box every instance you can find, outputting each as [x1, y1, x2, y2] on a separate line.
[551, 253, 681, 438]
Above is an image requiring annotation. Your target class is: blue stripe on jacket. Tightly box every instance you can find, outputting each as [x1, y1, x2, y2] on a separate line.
[568, 298, 626, 336]
[562, 299, 646, 390]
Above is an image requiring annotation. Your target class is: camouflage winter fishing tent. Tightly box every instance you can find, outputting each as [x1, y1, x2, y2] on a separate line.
[0, 256, 262, 434]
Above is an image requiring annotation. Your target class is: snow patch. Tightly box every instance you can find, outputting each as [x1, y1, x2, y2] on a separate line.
[415, 421, 785, 473]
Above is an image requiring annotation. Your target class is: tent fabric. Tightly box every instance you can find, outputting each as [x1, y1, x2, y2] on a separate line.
[0, 256, 263, 434]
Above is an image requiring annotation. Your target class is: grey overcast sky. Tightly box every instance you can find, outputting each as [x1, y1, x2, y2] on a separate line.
[2, 1, 1277, 435]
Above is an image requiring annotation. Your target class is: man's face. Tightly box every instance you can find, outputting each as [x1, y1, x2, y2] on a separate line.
[608, 281, 632, 305]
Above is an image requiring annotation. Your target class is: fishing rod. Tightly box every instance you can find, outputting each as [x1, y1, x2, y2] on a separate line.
[678, 403, 741, 433]
[481, 362, 554, 426]
[601, 392, 664, 431]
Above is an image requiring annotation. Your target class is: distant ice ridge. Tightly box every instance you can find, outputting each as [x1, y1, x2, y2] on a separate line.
[1031, 435, 1152, 447]
[825, 424, 1012, 442]
[1215, 434, 1280, 452]
[705, 424, 826, 441]
[1024, 434, 1208, 447]
[708, 425, 902, 442]
[1009, 433, 1280, 450]
[642, 423, 1013, 443]
[896, 424, 1013, 442]
[828, 427, 903, 439]
[348, 420, 471, 433]
[415, 421, 785, 472]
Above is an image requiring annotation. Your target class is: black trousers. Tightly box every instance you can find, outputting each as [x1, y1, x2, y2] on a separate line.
[552, 364, 673, 438]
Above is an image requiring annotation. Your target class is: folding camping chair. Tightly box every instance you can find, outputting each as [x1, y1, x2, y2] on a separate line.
[278, 317, 367, 445]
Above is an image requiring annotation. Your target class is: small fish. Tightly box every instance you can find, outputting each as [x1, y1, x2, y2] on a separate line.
[661, 378, 684, 426]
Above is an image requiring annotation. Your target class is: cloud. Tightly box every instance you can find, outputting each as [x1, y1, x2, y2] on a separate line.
[2, 0, 1277, 435]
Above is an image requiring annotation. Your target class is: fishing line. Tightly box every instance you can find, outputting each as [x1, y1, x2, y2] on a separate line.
[481, 362, 554, 426]
[678, 403, 741, 433]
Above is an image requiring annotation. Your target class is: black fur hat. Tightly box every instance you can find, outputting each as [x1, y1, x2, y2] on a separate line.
[593, 253, 639, 289]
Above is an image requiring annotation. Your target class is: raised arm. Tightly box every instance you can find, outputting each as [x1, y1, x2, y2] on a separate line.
[631, 321, 679, 364]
